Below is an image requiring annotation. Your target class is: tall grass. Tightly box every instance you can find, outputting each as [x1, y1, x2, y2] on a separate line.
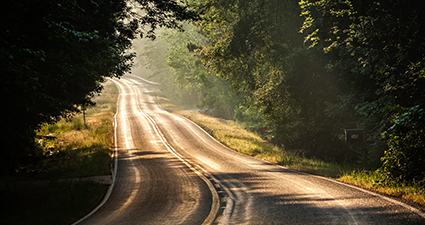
[35, 81, 118, 179]
[340, 170, 425, 205]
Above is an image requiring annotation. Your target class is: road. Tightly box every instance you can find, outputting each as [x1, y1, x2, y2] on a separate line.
[77, 75, 425, 224]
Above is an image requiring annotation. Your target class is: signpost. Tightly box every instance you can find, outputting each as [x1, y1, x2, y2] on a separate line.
[344, 128, 372, 167]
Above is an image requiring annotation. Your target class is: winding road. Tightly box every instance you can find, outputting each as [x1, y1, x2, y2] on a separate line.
[76, 75, 425, 225]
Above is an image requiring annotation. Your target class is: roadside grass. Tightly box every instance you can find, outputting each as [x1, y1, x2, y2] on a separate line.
[175, 110, 425, 206]
[0, 80, 118, 225]
[176, 111, 348, 178]
[339, 170, 425, 205]
[35, 80, 118, 179]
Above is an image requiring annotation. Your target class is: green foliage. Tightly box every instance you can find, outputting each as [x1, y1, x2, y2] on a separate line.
[0, 0, 194, 175]
[0, 0, 131, 174]
[194, 0, 357, 162]
[381, 106, 425, 184]
[0, 81, 118, 224]
[135, 23, 242, 119]
[135, 32, 202, 109]
[198, 0, 304, 93]
[301, 0, 425, 182]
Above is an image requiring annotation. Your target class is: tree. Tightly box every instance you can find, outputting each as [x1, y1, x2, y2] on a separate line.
[301, 0, 425, 182]
[194, 0, 354, 161]
[195, 0, 305, 127]
[165, 23, 242, 119]
[0, 0, 194, 174]
[134, 23, 242, 119]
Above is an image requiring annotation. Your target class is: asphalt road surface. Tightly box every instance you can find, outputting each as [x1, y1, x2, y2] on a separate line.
[76, 75, 425, 225]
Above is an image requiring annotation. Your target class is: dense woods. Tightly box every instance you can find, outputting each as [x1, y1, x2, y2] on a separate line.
[138, 0, 425, 185]
[2, 0, 424, 186]
[0, 0, 193, 175]
[300, 0, 425, 184]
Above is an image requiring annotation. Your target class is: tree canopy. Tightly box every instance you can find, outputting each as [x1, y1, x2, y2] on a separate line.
[191, 0, 352, 160]
[3, 0, 424, 185]
[146, 0, 425, 184]
[0, 0, 194, 174]
[300, 0, 425, 183]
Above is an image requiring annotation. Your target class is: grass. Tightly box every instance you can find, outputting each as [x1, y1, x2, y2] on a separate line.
[177, 111, 348, 178]
[153, 86, 346, 178]
[35, 81, 118, 179]
[0, 80, 118, 225]
[176, 111, 425, 206]
[339, 170, 425, 205]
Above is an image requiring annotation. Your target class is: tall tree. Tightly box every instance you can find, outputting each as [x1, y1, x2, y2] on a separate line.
[195, 0, 351, 160]
[165, 24, 241, 119]
[0, 0, 194, 174]
[301, 0, 425, 182]
[134, 23, 241, 119]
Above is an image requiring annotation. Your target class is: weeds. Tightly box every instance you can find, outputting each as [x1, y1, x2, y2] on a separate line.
[34, 82, 117, 179]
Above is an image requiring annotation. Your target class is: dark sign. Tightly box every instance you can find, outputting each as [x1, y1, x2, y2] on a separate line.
[344, 129, 364, 145]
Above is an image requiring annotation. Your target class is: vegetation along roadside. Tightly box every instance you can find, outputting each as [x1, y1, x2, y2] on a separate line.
[133, 0, 425, 209]
[151, 85, 425, 207]
[180, 110, 425, 206]
[0, 81, 118, 225]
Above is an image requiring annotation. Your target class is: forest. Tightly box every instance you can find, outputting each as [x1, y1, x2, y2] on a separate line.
[2, 0, 424, 188]
[135, 0, 425, 186]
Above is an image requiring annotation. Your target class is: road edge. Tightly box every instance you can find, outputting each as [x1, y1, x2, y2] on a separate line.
[71, 78, 120, 225]
[174, 111, 425, 220]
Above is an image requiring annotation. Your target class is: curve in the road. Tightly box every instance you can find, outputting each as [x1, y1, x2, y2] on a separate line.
[73, 77, 219, 225]
[178, 111, 425, 221]
[125, 75, 425, 225]
[127, 78, 220, 225]
[71, 79, 120, 225]
[75, 75, 425, 225]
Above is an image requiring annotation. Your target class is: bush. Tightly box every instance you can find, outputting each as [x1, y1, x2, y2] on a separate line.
[381, 105, 425, 184]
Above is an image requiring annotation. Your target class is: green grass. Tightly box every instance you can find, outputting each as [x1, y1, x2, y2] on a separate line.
[35, 119, 113, 179]
[175, 110, 425, 206]
[339, 170, 425, 205]
[177, 111, 348, 178]
[34, 81, 118, 179]
[0, 80, 118, 224]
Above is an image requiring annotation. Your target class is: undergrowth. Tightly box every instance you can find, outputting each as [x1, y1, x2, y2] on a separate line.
[0, 80, 118, 225]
